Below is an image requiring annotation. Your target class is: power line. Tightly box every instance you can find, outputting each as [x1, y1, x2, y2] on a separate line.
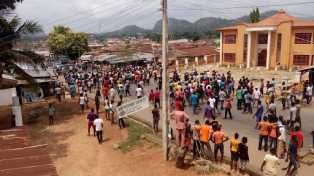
[170, 1, 314, 11]
[41, 0, 123, 26]
[76, 1, 158, 33]
[0, 0, 152, 41]
[43, 0, 130, 30]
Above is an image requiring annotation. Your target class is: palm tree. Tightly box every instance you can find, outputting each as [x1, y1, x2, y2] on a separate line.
[0, 16, 44, 88]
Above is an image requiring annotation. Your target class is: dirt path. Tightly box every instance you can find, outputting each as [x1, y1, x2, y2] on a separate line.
[27, 99, 225, 176]
[52, 113, 197, 176]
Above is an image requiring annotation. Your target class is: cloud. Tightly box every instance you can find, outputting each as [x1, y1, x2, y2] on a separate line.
[15, 0, 314, 33]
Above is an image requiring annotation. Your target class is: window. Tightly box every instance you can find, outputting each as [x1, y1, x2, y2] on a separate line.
[258, 34, 268, 44]
[276, 34, 282, 64]
[224, 53, 236, 63]
[295, 33, 312, 44]
[224, 35, 236, 44]
[293, 55, 309, 65]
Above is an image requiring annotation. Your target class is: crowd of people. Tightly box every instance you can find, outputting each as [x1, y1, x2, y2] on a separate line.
[56, 63, 162, 143]
[53, 61, 313, 176]
[167, 69, 312, 175]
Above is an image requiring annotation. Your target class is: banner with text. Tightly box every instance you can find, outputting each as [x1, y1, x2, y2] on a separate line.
[116, 96, 149, 118]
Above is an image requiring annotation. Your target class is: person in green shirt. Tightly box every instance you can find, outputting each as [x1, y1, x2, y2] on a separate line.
[236, 86, 243, 110]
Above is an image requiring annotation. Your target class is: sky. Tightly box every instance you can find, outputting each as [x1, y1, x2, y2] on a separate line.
[15, 0, 314, 33]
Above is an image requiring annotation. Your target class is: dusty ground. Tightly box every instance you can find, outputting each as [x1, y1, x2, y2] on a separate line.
[25, 98, 227, 176]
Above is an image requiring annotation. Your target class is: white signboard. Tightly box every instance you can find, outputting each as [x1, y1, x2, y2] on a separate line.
[116, 96, 149, 118]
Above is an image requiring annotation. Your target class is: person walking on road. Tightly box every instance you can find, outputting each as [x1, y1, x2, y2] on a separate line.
[224, 96, 233, 119]
[218, 89, 226, 110]
[154, 88, 161, 108]
[192, 120, 201, 159]
[152, 104, 160, 133]
[278, 118, 287, 159]
[212, 125, 229, 163]
[170, 105, 189, 148]
[238, 136, 249, 175]
[230, 132, 240, 171]
[243, 91, 253, 114]
[236, 87, 243, 110]
[258, 116, 270, 152]
[95, 94, 100, 114]
[254, 100, 264, 129]
[136, 85, 143, 99]
[79, 93, 85, 113]
[282, 135, 299, 176]
[199, 120, 213, 160]
[191, 92, 199, 115]
[116, 102, 125, 129]
[261, 148, 280, 176]
[87, 108, 97, 136]
[204, 101, 214, 121]
[93, 115, 104, 144]
[48, 103, 56, 125]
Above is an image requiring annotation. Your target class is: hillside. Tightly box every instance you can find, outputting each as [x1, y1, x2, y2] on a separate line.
[99, 10, 278, 39]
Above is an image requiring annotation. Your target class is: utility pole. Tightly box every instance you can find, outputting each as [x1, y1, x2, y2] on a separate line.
[161, 0, 169, 161]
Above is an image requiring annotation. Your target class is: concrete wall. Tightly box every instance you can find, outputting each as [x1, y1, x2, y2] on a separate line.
[0, 88, 16, 106]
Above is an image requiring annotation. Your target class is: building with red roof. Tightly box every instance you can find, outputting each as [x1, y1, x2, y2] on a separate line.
[217, 10, 314, 69]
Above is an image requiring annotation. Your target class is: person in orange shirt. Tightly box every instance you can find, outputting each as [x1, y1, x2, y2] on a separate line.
[212, 125, 229, 163]
[269, 117, 279, 151]
[199, 120, 213, 160]
[258, 116, 271, 152]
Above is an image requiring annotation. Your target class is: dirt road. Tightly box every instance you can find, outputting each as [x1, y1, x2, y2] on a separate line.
[27, 99, 226, 176]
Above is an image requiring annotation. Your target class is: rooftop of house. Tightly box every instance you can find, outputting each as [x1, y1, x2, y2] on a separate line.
[170, 43, 219, 58]
[218, 9, 314, 31]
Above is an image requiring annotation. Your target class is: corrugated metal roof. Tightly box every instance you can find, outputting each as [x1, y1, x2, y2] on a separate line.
[0, 128, 58, 176]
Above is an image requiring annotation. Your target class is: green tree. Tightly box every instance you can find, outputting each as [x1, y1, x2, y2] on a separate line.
[249, 7, 261, 23]
[0, 12, 43, 87]
[47, 26, 88, 60]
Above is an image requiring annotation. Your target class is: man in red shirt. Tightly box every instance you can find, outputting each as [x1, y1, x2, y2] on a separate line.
[290, 126, 303, 149]
[154, 88, 161, 108]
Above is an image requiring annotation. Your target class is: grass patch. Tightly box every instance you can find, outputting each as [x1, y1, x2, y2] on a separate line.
[119, 119, 151, 153]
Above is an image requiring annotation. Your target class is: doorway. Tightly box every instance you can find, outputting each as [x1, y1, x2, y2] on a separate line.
[257, 49, 267, 66]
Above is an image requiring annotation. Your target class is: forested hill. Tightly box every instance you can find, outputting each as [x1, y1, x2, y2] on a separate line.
[98, 11, 278, 40]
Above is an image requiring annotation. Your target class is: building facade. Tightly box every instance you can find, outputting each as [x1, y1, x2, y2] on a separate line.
[218, 10, 314, 69]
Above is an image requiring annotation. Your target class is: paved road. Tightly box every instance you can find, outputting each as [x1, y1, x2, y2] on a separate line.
[83, 79, 313, 176]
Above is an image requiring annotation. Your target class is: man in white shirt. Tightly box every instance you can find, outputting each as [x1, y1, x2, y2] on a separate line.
[261, 148, 280, 176]
[306, 84, 313, 104]
[253, 88, 261, 107]
[289, 103, 297, 126]
[109, 87, 116, 103]
[278, 124, 287, 159]
[136, 85, 143, 99]
[93, 116, 104, 144]
[208, 96, 216, 109]
[79, 94, 85, 113]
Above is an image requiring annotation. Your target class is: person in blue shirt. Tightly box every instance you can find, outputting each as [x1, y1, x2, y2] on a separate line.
[190, 92, 199, 115]
[220, 80, 225, 90]
[254, 100, 264, 129]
